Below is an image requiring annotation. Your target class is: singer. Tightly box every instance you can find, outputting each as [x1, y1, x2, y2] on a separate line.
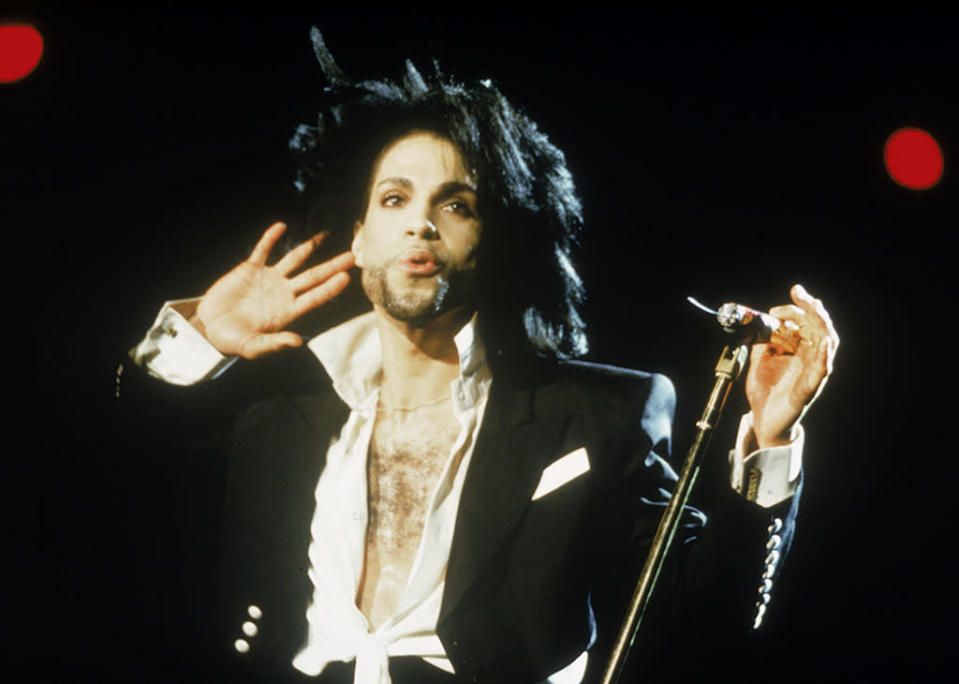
[124, 30, 838, 684]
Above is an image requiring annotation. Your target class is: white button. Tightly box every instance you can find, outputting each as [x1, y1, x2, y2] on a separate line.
[764, 550, 780, 567]
[759, 592, 771, 605]
[766, 534, 782, 550]
[242, 621, 258, 637]
[763, 564, 776, 579]
[767, 517, 783, 534]
[755, 602, 767, 620]
[248, 605, 263, 619]
[234, 639, 250, 654]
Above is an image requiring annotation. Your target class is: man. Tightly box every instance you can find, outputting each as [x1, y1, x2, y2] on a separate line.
[127, 31, 837, 683]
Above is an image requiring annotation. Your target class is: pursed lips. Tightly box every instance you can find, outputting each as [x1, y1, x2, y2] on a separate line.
[397, 247, 443, 276]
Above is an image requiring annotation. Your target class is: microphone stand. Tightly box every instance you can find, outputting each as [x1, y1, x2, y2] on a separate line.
[601, 341, 751, 684]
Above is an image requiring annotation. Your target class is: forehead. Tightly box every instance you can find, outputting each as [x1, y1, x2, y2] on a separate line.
[372, 131, 473, 186]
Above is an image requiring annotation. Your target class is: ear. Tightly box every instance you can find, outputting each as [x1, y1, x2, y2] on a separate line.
[351, 221, 365, 268]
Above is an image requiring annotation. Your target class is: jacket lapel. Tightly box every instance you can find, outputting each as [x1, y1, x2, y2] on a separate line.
[262, 388, 351, 654]
[439, 377, 572, 625]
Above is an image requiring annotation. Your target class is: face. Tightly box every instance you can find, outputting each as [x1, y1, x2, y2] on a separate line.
[352, 131, 482, 326]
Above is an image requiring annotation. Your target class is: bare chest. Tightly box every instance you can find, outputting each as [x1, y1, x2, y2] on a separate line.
[368, 404, 460, 547]
[357, 399, 461, 628]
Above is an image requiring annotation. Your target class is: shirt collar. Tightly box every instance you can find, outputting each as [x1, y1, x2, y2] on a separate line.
[307, 310, 488, 410]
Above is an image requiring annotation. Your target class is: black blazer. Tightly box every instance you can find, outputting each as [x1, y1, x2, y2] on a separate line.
[189, 353, 799, 683]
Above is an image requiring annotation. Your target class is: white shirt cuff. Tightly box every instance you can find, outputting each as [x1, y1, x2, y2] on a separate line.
[728, 412, 803, 508]
[128, 298, 236, 386]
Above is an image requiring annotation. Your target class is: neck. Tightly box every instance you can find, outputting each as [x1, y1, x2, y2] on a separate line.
[373, 305, 473, 409]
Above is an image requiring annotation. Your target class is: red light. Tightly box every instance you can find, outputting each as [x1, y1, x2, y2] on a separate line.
[0, 23, 44, 83]
[884, 128, 944, 190]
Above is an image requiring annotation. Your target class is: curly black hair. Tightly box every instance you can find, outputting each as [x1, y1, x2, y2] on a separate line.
[290, 28, 587, 363]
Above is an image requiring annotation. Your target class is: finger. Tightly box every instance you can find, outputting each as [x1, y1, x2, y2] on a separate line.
[289, 251, 355, 294]
[766, 304, 818, 346]
[769, 303, 820, 330]
[770, 296, 836, 351]
[790, 283, 839, 342]
[799, 336, 835, 403]
[240, 331, 304, 359]
[768, 303, 805, 323]
[248, 222, 287, 266]
[293, 271, 351, 318]
[274, 232, 329, 276]
[820, 335, 837, 377]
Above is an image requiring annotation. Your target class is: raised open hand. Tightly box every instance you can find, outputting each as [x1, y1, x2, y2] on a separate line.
[745, 284, 839, 449]
[192, 222, 354, 359]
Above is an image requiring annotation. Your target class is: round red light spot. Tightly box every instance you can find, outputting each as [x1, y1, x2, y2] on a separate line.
[884, 128, 944, 190]
[0, 24, 44, 83]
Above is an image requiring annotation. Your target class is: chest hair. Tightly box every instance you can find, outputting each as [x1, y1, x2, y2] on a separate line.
[357, 397, 461, 629]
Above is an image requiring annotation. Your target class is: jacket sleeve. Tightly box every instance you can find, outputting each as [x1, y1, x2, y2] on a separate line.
[583, 371, 801, 683]
[109, 334, 327, 677]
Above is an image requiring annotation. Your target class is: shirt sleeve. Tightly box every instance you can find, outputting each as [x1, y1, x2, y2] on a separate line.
[727, 412, 803, 508]
[128, 298, 237, 386]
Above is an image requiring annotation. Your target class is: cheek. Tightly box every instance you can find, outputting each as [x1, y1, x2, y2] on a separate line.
[464, 227, 482, 261]
[353, 217, 390, 267]
[357, 234, 396, 270]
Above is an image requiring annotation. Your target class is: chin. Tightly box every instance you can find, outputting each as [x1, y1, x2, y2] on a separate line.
[364, 264, 476, 327]
[365, 276, 447, 325]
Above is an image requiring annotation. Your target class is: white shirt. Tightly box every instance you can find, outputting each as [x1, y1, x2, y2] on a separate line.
[129, 301, 802, 683]
[291, 311, 491, 681]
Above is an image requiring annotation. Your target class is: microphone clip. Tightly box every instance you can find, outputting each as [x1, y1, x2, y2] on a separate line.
[688, 297, 801, 354]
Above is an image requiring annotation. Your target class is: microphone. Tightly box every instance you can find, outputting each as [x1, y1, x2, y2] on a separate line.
[688, 297, 801, 354]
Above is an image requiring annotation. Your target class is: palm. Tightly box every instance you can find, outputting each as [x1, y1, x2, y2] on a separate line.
[199, 263, 297, 354]
[747, 345, 821, 445]
[194, 223, 354, 359]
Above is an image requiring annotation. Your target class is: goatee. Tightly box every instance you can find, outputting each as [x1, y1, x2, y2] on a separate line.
[361, 266, 474, 327]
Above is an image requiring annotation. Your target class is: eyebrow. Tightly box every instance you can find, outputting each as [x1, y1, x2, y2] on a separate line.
[434, 180, 478, 202]
[375, 177, 478, 201]
[376, 176, 413, 190]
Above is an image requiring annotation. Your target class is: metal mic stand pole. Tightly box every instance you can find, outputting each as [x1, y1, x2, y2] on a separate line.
[601, 341, 751, 684]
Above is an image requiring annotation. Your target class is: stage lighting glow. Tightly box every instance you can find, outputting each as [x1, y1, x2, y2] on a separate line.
[884, 128, 944, 190]
[0, 24, 44, 83]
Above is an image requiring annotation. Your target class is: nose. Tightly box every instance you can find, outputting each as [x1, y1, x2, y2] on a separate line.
[406, 218, 439, 240]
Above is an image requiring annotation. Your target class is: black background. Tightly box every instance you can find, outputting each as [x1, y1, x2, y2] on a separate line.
[2, 11, 957, 681]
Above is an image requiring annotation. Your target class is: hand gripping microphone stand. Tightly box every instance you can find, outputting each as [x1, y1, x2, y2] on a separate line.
[600, 300, 800, 684]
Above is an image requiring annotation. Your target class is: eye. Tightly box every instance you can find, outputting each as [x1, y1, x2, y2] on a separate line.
[381, 192, 406, 208]
[443, 199, 476, 218]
